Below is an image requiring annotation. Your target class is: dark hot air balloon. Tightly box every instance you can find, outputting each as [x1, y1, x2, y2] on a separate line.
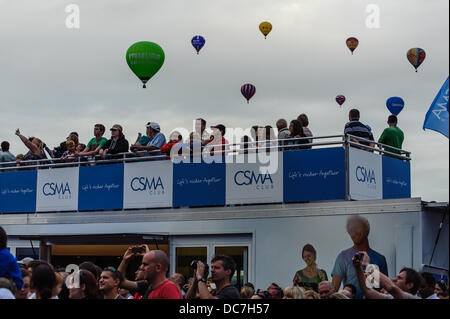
[346, 37, 359, 55]
[336, 95, 346, 107]
[191, 35, 205, 54]
[241, 84, 256, 103]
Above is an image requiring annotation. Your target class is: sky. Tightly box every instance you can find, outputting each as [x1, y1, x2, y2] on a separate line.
[0, 0, 448, 202]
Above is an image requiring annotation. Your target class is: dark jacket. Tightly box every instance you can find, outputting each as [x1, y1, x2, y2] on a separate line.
[103, 136, 129, 155]
[53, 141, 67, 158]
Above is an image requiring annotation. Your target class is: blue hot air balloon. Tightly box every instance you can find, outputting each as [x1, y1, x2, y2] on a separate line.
[191, 35, 205, 54]
[386, 97, 405, 115]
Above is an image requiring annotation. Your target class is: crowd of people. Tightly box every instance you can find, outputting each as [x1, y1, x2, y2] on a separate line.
[1, 213, 447, 300]
[0, 109, 405, 167]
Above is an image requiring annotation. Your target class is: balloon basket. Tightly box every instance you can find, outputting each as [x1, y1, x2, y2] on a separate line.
[143, 84, 146, 89]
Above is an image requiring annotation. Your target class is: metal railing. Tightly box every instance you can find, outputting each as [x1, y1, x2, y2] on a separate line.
[0, 134, 411, 172]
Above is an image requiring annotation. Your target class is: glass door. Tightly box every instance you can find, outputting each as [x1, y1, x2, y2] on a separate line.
[175, 246, 208, 280]
[215, 246, 248, 290]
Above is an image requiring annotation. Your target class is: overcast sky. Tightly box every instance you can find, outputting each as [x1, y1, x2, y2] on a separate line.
[0, 0, 448, 202]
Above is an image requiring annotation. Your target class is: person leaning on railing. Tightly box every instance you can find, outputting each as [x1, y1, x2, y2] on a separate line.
[160, 131, 183, 157]
[0, 141, 16, 163]
[130, 122, 166, 155]
[99, 124, 129, 159]
[344, 109, 375, 150]
[378, 115, 404, 158]
[276, 119, 290, 151]
[52, 132, 79, 159]
[285, 120, 309, 151]
[297, 113, 313, 148]
[78, 124, 107, 158]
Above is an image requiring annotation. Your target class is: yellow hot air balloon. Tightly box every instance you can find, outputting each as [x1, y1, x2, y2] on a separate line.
[259, 22, 272, 39]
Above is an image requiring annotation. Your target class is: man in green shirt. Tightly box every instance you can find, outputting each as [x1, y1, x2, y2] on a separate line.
[378, 115, 404, 157]
[79, 124, 107, 157]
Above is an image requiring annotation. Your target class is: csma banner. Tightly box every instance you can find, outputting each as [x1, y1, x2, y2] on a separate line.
[349, 148, 383, 200]
[124, 161, 173, 209]
[36, 167, 79, 212]
[226, 153, 283, 205]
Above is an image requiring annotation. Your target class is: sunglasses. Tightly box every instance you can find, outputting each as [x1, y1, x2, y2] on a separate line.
[110, 129, 119, 132]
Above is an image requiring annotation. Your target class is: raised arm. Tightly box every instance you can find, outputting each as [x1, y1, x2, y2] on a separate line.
[353, 251, 404, 299]
[118, 245, 149, 291]
[15, 129, 40, 155]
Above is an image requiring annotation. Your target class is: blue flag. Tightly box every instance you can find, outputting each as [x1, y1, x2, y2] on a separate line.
[423, 77, 449, 138]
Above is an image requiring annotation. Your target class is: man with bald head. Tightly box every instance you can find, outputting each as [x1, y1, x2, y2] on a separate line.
[141, 250, 182, 299]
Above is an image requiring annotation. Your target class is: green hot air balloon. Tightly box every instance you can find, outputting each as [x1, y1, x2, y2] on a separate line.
[126, 41, 165, 88]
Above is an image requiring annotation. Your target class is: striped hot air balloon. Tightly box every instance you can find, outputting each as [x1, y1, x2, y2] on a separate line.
[407, 48, 426, 72]
[241, 83, 256, 103]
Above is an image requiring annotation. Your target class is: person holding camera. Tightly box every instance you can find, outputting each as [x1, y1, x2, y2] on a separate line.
[118, 245, 150, 298]
[185, 255, 240, 299]
[352, 251, 421, 299]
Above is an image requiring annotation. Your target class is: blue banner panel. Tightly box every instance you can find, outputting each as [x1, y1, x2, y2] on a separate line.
[78, 164, 124, 211]
[0, 170, 37, 213]
[382, 156, 411, 199]
[173, 161, 226, 207]
[283, 148, 346, 202]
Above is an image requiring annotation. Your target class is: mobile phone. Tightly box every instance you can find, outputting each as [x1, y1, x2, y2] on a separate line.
[131, 247, 143, 254]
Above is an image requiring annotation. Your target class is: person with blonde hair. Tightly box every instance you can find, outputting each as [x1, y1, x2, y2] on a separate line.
[240, 285, 254, 299]
[283, 286, 306, 299]
[61, 139, 77, 162]
[331, 215, 388, 299]
[52, 131, 79, 158]
[304, 290, 320, 299]
[330, 292, 350, 299]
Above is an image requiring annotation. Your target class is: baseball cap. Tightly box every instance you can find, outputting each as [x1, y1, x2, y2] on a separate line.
[110, 124, 123, 131]
[17, 257, 34, 266]
[146, 122, 161, 132]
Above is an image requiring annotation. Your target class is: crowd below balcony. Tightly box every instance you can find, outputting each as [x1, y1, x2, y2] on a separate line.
[1, 215, 447, 300]
[0, 109, 405, 167]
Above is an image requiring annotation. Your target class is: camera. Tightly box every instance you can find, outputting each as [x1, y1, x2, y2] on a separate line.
[354, 252, 364, 262]
[256, 290, 271, 299]
[190, 260, 209, 280]
[131, 247, 143, 254]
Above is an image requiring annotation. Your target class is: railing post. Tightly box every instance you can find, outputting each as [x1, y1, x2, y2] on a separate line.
[344, 135, 351, 201]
